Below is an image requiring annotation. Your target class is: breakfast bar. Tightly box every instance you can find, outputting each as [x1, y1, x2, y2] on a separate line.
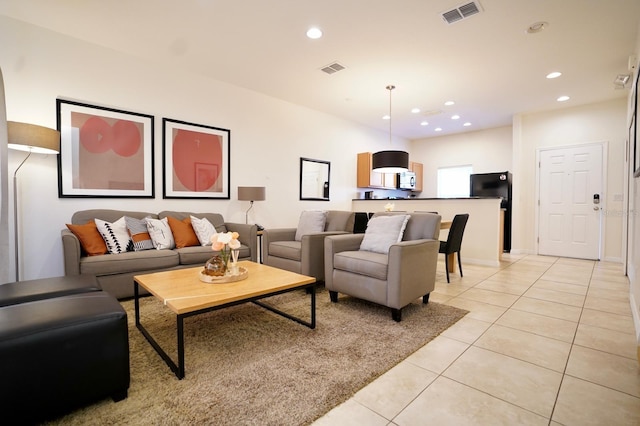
[352, 197, 504, 267]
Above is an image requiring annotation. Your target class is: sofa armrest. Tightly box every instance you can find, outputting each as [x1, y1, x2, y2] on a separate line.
[224, 222, 258, 262]
[263, 228, 297, 244]
[61, 229, 82, 275]
[299, 231, 349, 279]
[387, 239, 439, 308]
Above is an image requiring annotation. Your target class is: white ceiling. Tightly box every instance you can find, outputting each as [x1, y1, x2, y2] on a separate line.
[1, 0, 639, 140]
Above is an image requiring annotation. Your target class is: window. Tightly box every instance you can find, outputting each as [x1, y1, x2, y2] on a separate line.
[437, 165, 473, 198]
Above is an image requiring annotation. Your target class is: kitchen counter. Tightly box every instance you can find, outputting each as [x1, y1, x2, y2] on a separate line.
[352, 197, 504, 267]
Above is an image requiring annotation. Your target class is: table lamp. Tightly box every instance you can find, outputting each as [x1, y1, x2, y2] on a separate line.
[8, 121, 60, 281]
[237, 186, 266, 225]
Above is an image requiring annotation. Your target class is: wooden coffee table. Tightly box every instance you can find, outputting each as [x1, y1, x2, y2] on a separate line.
[134, 261, 316, 379]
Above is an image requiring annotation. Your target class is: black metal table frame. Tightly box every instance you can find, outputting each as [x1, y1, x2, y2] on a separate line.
[134, 281, 316, 379]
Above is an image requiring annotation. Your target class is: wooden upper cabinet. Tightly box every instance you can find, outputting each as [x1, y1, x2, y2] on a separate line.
[409, 161, 423, 192]
[357, 152, 397, 189]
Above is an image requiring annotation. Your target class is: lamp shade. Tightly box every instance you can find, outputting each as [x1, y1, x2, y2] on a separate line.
[238, 186, 266, 201]
[7, 121, 60, 154]
[372, 150, 409, 173]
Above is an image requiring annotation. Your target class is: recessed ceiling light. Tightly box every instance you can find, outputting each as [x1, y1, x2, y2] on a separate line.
[435, 127, 442, 132]
[306, 27, 323, 39]
[526, 21, 548, 34]
[451, 114, 460, 120]
[382, 114, 390, 120]
[444, 101, 455, 106]
[411, 108, 420, 114]
[557, 95, 570, 102]
[420, 121, 429, 126]
[463, 122, 471, 127]
[546, 71, 562, 79]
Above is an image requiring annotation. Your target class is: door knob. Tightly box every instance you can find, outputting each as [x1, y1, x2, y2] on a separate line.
[593, 206, 600, 211]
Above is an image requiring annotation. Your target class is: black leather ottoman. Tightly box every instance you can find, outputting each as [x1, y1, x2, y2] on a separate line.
[0, 291, 130, 424]
[0, 274, 101, 307]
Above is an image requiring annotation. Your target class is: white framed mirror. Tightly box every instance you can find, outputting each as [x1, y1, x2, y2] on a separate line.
[300, 157, 330, 201]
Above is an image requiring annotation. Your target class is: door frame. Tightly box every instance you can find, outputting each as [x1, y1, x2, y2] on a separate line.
[535, 141, 608, 260]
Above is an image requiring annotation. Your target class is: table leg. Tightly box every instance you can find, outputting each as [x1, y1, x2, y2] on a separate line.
[447, 253, 455, 273]
[177, 315, 185, 379]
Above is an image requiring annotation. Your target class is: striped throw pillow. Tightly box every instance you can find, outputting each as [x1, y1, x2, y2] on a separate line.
[125, 216, 154, 251]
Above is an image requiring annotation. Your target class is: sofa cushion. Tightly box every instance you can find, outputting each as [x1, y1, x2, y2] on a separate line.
[333, 250, 388, 281]
[175, 244, 251, 265]
[158, 212, 228, 234]
[294, 210, 327, 241]
[190, 215, 216, 246]
[79, 249, 179, 276]
[0, 275, 101, 308]
[167, 216, 199, 248]
[95, 217, 134, 254]
[145, 217, 175, 249]
[360, 214, 409, 254]
[66, 221, 108, 256]
[71, 209, 158, 225]
[325, 211, 355, 232]
[124, 216, 154, 251]
[268, 241, 302, 261]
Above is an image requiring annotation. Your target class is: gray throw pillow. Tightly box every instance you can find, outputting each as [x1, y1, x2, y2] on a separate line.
[360, 214, 410, 254]
[294, 211, 328, 241]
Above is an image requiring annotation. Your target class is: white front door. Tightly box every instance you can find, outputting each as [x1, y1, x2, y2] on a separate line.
[538, 143, 603, 260]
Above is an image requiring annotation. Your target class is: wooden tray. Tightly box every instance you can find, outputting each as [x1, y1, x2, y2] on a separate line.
[199, 266, 248, 284]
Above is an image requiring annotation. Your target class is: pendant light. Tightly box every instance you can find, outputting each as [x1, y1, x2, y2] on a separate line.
[372, 85, 409, 173]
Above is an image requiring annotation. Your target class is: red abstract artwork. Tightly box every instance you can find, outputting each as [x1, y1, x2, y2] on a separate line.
[72, 112, 145, 190]
[171, 129, 223, 192]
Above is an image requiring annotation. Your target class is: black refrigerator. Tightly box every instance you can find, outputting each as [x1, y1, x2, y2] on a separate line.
[470, 171, 512, 252]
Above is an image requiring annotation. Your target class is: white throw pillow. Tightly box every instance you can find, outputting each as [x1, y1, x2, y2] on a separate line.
[294, 210, 327, 241]
[360, 214, 410, 254]
[95, 217, 134, 254]
[190, 215, 217, 246]
[145, 217, 175, 250]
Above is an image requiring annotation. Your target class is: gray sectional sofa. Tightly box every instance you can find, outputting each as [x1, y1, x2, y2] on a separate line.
[62, 209, 257, 299]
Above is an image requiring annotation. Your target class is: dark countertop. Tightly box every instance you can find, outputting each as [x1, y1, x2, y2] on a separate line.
[352, 196, 503, 201]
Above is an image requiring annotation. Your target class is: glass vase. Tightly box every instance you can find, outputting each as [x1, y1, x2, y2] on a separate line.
[203, 255, 226, 277]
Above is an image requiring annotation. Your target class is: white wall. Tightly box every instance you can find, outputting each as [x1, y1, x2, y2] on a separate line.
[513, 98, 627, 261]
[0, 68, 9, 283]
[0, 16, 409, 281]
[627, 24, 640, 353]
[410, 126, 513, 197]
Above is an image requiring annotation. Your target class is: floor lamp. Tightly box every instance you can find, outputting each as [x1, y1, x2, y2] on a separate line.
[7, 121, 60, 281]
[237, 186, 266, 225]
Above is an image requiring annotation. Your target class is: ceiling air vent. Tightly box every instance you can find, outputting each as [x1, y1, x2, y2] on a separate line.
[441, 1, 482, 24]
[321, 62, 346, 75]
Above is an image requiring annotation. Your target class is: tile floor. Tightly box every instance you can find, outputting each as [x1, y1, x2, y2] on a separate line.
[313, 254, 640, 425]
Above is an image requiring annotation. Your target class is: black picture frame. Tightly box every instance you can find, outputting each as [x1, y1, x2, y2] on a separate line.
[57, 99, 154, 198]
[633, 66, 640, 177]
[162, 118, 231, 199]
[299, 157, 331, 201]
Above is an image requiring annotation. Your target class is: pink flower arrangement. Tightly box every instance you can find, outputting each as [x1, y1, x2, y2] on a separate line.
[210, 231, 241, 268]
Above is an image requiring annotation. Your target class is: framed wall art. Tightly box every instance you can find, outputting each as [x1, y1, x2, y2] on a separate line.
[57, 99, 154, 197]
[633, 67, 640, 178]
[162, 118, 230, 199]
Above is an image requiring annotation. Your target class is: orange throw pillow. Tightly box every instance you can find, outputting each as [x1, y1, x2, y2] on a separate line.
[167, 216, 200, 248]
[66, 221, 108, 256]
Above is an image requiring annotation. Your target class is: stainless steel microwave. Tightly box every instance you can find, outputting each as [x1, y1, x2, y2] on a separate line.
[398, 171, 416, 190]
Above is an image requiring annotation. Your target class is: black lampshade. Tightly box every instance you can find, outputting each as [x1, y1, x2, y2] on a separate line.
[372, 150, 409, 173]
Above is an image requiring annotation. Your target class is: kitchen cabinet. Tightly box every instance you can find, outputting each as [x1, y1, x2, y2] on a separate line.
[357, 152, 397, 189]
[409, 161, 423, 192]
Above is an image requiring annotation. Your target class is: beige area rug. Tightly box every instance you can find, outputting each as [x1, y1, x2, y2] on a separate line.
[48, 288, 467, 426]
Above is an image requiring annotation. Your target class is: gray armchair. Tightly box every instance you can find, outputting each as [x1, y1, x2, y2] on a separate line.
[263, 210, 355, 282]
[324, 212, 441, 321]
